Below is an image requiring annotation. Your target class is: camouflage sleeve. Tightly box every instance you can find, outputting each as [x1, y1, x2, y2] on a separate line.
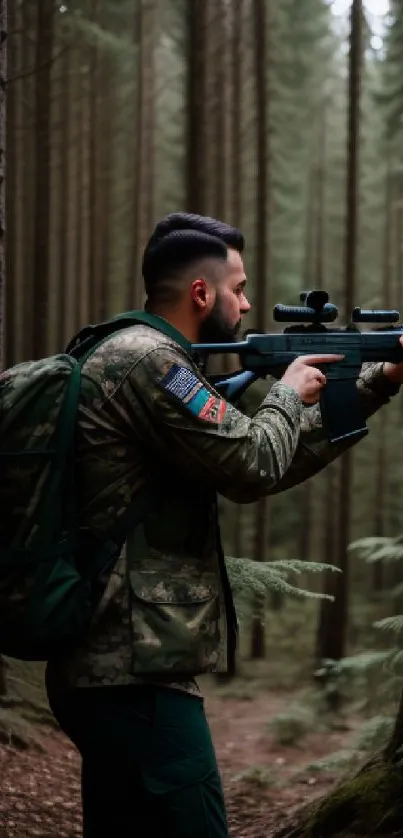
[127, 345, 303, 502]
[266, 361, 401, 495]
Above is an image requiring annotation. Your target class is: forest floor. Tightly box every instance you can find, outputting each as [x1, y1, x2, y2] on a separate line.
[0, 680, 363, 838]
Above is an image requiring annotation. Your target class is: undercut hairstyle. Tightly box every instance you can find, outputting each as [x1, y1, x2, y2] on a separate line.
[142, 212, 244, 306]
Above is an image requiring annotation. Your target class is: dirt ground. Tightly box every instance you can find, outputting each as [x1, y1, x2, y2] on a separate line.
[0, 687, 358, 838]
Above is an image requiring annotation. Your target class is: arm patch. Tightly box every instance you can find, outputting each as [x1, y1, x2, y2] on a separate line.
[160, 363, 226, 424]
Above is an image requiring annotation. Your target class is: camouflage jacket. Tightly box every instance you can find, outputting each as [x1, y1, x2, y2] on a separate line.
[45, 317, 399, 695]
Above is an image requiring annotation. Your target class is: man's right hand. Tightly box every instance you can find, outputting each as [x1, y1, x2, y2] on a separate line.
[281, 354, 344, 405]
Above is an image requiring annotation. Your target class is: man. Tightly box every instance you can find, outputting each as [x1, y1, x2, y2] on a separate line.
[46, 213, 403, 837]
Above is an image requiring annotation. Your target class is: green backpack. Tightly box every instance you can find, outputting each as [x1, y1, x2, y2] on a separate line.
[0, 310, 187, 662]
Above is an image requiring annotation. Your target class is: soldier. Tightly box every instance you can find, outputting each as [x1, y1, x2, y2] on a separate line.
[45, 213, 403, 837]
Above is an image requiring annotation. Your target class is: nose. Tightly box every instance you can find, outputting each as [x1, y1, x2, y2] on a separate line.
[240, 293, 251, 315]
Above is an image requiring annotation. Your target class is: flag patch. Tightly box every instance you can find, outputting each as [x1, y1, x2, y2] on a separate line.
[160, 364, 226, 424]
[160, 364, 203, 401]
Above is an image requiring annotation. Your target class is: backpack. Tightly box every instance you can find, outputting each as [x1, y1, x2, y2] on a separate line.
[0, 310, 188, 662]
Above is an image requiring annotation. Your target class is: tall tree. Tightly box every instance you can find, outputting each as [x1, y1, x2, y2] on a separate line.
[185, 0, 208, 214]
[0, 0, 6, 698]
[316, 0, 363, 664]
[230, 0, 244, 561]
[250, 0, 270, 660]
[32, 0, 54, 359]
[128, 0, 157, 308]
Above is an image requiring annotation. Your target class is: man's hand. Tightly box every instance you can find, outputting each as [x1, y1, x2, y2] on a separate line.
[383, 335, 403, 384]
[281, 354, 344, 405]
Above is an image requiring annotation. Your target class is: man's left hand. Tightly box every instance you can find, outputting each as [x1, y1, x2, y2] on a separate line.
[383, 335, 403, 384]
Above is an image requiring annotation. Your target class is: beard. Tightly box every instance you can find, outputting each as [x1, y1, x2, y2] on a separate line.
[199, 297, 241, 344]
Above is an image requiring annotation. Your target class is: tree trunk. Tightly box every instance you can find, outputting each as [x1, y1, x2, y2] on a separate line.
[273, 685, 403, 837]
[230, 0, 243, 228]
[250, 0, 271, 659]
[57, 44, 71, 349]
[299, 104, 327, 565]
[87, 0, 99, 322]
[333, 0, 362, 661]
[74, 40, 85, 329]
[32, 0, 53, 359]
[372, 162, 394, 591]
[229, 0, 244, 560]
[315, 462, 340, 664]
[185, 0, 208, 215]
[127, 0, 157, 309]
[0, 0, 6, 698]
[316, 0, 363, 666]
[4, 0, 14, 368]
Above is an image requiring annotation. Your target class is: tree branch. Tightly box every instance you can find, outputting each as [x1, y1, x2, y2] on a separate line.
[6, 44, 68, 85]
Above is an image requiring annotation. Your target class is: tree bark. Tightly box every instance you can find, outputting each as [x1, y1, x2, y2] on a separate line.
[127, 0, 157, 309]
[185, 0, 208, 214]
[32, 0, 53, 359]
[0, 0, 6, 697]
[273, 687, 403, 837]
[250, 0, 271, 659]
[317, 0, 363, 666]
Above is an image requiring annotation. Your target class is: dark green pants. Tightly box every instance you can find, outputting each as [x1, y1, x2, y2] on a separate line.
[47, 683, 229, 838]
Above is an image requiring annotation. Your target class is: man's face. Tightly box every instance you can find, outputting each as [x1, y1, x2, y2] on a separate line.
[199, 249, 251, 343]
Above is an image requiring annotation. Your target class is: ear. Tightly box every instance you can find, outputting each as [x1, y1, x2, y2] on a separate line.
[190, 278, 210, 311]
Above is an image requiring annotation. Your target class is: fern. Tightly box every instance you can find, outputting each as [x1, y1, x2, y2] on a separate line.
[224, 556, 336, 619]
[328, 651, 393, 673]
[269, 559, 341, 576]
[349, 535, 403, 563]
[373, 615, 403, 635]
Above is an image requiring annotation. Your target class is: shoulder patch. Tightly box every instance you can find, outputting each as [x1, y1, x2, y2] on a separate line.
[160, 363, 226, 424]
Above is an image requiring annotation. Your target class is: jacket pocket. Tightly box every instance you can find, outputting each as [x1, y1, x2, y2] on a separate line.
[127, 566, 222, 674]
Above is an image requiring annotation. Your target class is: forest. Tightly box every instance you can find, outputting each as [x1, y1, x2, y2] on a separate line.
[1, 0, 403, 836]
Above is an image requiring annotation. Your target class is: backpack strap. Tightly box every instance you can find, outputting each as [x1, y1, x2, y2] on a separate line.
[67, 311, 183, 593]
[67, 310, 191, 362]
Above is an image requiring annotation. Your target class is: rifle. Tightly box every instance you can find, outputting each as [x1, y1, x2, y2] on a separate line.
[191, 290, 403, 444]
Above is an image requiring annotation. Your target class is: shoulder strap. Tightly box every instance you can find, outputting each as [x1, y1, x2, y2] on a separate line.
[67, 310, 191, 364]
[67, 310, 182, 587]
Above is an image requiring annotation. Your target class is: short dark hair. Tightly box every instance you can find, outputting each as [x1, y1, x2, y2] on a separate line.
[142, 212, 244, 303]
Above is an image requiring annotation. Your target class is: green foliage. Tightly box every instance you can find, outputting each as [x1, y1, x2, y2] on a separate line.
[349, 536, 403, 564]
[294, 761, 403, 838]
[268, 704, 318, 747]
[294, 715, 394, 781]
[232, 764, 277, 788]
[301, 748, 360, 775]
[225, 556, 339, 619]
[67, 9, 136, 56]
[0, 707, 44, 751]
[347, 536, 403, 665]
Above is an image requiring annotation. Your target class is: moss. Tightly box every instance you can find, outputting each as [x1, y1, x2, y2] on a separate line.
[0, 707, 44, 751]
[301, 762, 403, 837]
[275, 761, 403, 838]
